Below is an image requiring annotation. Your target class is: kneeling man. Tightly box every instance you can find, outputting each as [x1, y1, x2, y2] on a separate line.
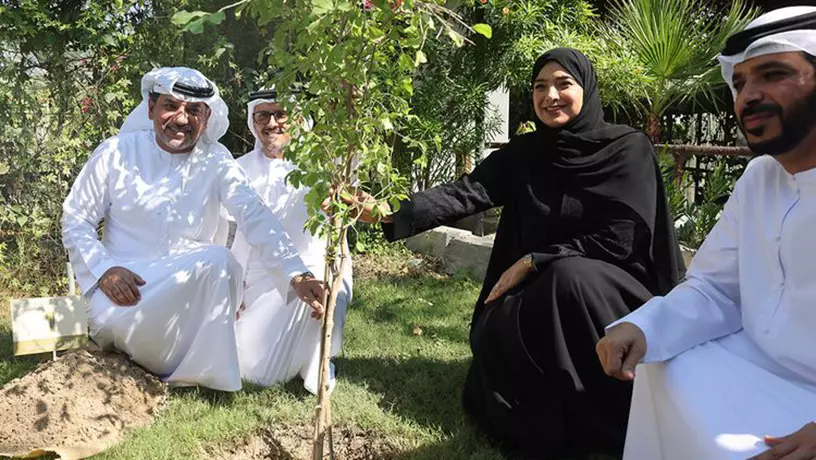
[62, 68, 324, 391]
[230, 88, 352, 394]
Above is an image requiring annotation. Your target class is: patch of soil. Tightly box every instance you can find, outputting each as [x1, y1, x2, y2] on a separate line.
[208, 424, 398, 460]
[0, 349, 168, 459]
[354, 250, 447, 282]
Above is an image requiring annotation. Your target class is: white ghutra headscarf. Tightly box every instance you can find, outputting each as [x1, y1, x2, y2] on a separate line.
[121, 67, 230, 145]
[719, 6, 816, 98]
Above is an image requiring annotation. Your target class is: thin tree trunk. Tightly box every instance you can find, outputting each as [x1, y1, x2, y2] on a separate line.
[312, 219, 335, 460]
[312, 218, 349, 459]
[313, 81, 357, 460]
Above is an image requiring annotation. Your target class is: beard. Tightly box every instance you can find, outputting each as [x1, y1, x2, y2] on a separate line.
[260, 130, 291, 153]
[740, 87, 816, 157]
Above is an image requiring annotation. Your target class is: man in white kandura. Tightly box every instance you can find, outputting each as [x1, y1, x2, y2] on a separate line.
[62, 68, 325, 392]
[229, 88, 352, 394]
[596, 7, 816, 460]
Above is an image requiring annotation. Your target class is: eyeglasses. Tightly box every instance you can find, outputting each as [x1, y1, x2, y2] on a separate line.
[253, 110, 288, 125]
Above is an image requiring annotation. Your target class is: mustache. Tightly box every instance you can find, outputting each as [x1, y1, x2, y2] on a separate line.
[161, 120, 193, 133]
[161, 112, 195, 132]
[741, 102, 782, 120]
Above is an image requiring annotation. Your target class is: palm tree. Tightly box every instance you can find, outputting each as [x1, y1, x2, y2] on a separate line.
[604, 0, 758, 142]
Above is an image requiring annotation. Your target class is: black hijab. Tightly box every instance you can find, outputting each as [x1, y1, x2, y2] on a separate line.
[528, 47, 684, 293]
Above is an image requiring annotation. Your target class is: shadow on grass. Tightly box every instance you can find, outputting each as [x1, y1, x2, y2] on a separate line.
[337, 355, 471, 435]
[335, 354, 505, 460]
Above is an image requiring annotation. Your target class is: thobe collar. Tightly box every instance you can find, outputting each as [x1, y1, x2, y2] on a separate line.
[791, 165, 816, 184]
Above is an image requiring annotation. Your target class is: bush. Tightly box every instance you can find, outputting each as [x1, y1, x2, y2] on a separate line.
[657, 148, 746, 249]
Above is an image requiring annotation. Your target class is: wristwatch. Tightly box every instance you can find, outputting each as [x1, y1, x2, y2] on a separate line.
[290, 271, 315, 286]
[521, 254, 536, 272]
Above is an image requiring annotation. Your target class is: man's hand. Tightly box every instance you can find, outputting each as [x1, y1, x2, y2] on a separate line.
[321, 188, 392, 224]
[291, 273, 328, 320]
[748, 423, 816, 460]
[99, 266, 146, 306]
[485, 255, 535, 303]
[596, 322, 647, 381]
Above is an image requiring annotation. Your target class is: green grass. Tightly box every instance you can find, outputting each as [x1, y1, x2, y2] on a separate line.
[0, 303, 43, 386]
[0, 254, 505, 459]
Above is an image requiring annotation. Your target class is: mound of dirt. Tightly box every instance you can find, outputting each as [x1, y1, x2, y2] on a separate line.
[209, 424, 397, 460]
[0, 350, 168, 460]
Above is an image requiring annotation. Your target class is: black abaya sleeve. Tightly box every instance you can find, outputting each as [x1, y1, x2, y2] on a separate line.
[530, 205, 649, 270]
[383, 141, 513, 242]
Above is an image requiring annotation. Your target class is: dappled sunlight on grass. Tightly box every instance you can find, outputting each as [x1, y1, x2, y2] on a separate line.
[1, 259, 507, 459]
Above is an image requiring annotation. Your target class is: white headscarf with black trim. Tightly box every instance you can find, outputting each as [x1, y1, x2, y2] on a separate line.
[719, 6, 816, 98]
[120, 67, 229, 145]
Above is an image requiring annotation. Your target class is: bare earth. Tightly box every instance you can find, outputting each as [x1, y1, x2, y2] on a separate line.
[204, 424, 397, 460]
[0, 350, 167, 460]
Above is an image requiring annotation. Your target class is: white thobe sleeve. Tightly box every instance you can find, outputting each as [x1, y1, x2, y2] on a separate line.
[607, 184, 744, 363]
[61, 140, 119, 295]
[217, 155, 309, 281]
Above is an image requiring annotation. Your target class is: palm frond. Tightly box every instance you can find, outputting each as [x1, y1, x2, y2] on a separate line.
[604, 0, 759, 117]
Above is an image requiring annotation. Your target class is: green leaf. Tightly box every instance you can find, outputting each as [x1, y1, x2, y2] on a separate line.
[398, 53, 413, 72]
[446, 27, 465, 47]
[369, 26, 385, 39]
[184, 19, 205, 34]
[171, 10, 208, 26]
[414, 50, 427, 66]
[16, 216, 28, 226]
[472, 23, 492, 39]
[307, 18, 323, 33]
[104, 93, 118, 103]
[205, 11, 226, 25]
[380, 117, 394, 131]
[312, 0, 334, 15]
[400, 77, 413, 96]
[101, 34, 117, 47]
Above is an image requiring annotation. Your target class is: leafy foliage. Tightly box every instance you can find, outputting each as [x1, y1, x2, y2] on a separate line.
[0, 0, 277, 294]
[603, 0, 758, 140]
[0, 0, 145, 294]
[657, 147, 746, 249]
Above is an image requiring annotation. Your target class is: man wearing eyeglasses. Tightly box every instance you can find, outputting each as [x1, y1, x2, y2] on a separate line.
[228, 88, 353, 394]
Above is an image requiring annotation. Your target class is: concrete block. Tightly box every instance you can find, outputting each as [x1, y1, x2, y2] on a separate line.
[443, 234, 493, 280]
[405, 226, 700, 284]
[405, 226, 470, 259]
[405, 226, 494, 280]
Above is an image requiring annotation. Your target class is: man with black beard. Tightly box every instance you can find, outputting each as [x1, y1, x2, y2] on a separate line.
[596, 6, 816, 460]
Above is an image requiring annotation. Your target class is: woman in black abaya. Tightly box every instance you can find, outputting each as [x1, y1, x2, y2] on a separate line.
[346, 48, 684, 459]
